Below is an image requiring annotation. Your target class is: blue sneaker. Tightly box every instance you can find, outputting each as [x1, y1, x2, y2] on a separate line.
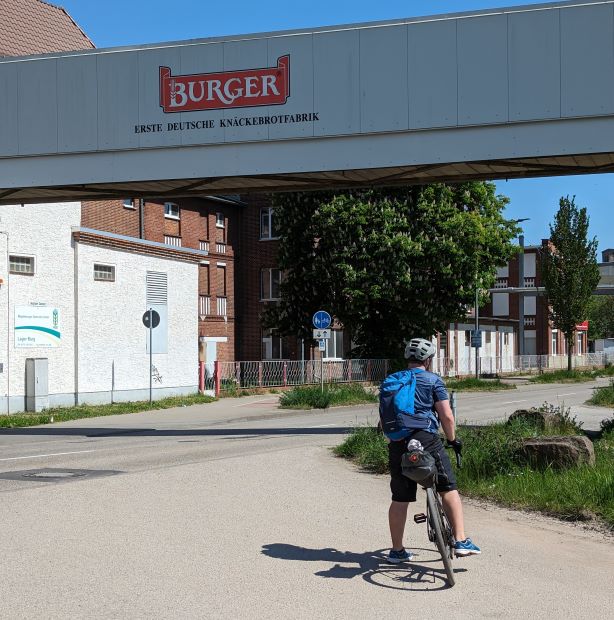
[387, 548, 414, 564]
[454, 538, 481, 557]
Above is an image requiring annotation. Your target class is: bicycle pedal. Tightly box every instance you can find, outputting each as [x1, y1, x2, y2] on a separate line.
[413, 513, 427, 524]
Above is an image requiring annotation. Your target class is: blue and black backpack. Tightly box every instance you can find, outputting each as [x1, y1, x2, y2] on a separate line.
[379, 368, 434, 440]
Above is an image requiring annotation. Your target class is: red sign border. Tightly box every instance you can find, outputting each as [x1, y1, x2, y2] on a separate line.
[159, 55, 291, 114]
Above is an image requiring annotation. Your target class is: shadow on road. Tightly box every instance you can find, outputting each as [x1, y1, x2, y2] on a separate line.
[261, 543, 466, 591]
[0, 426, 354, 438]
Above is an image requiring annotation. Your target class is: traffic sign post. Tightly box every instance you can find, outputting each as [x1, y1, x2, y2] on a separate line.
[143, 309, 161, 404]
[313, 328, 331, 340]
[312, 310, 331, 330]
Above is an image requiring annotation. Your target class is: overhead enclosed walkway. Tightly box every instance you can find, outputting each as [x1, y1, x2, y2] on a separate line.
[2, 0, 614, 202]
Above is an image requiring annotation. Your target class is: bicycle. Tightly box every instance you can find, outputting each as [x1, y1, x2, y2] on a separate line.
[403, 442, 462, 587]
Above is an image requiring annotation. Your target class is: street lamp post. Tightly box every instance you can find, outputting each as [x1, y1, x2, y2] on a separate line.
[514, 219, 530, 358]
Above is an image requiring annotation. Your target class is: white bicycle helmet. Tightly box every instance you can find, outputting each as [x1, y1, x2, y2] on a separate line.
[404, 337, 436, 361]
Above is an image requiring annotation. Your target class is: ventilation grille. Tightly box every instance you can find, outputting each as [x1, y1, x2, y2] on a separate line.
[146, 271, 168, 305]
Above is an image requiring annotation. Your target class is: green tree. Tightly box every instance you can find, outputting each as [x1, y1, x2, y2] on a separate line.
[541, 196, 600, 371]
[586, 296, 614, 340]
[263, 183, 519, 359]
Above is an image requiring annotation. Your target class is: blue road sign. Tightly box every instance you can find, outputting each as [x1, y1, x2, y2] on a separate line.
[312, 310, 331, 329]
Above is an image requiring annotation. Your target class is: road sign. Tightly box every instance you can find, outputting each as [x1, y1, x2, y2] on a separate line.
[318, 339, 326, 351]
[142, 310, 160, 329]
[313, 328, 331, 340]
[470, 330, 482, 348]
[312, 310, 331, 329]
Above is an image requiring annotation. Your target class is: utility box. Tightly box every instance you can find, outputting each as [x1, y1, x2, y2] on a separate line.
[26, 358, 49, 412]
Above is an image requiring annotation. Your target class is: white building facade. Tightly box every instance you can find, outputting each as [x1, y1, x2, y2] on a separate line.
[0, 203, 202, 413]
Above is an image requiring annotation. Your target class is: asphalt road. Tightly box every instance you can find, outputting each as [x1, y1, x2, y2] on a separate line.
[0, 381, 612, 618]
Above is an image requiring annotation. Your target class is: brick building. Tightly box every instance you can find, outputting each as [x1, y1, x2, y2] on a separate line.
[485, 240, 588, 356]
[82, 196, 240, 363]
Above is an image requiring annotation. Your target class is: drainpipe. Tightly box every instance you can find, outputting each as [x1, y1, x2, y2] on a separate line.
[518, 235, 525, 356]
[139, 199, 145, 239]
[0, 231, 9, 415]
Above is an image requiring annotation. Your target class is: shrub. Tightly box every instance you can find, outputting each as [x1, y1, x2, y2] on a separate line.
[279, 383, 377, 409]
[588, 380, 614, 407]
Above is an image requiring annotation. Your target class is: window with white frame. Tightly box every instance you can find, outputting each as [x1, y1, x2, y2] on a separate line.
[94, 264, 115, 282]
[324, 330, 344, 360]
[9, 255, 35, 275]
[260, 268, 281, 300]
[216, 212, 225, 228]
[164, 202, 180, 219]
[262, 329, 285, 360]
[577, 332, 583, 355]
[123, 198, 134, 209]
[551, 330, 558, 355]
[260, 207, 280, 240]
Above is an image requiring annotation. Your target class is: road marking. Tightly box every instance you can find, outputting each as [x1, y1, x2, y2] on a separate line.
[558, 393, 576, 396]
[501, 400, 527, 405]
[0, 449, 97, 462]
[310, 423, 338, 428]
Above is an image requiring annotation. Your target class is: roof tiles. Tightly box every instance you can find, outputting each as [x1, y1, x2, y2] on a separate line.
[0, 0, 94, 57]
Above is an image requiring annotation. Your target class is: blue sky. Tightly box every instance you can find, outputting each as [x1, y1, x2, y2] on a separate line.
[59, 0, 613, 256]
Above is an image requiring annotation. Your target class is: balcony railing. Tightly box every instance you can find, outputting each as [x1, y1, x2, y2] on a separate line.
[164, 235, 182, 247]
[495, 278, 508, 288]
[199, 240, 209, 252]
[524, 277, 536, 287]
[524, 316, 536, 327]
[217, 296, 227, 316]
[216, 243, 227, 254]
[199, 295, 211, 316]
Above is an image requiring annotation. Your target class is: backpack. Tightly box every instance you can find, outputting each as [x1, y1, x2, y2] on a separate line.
[379, 369, 432, 440]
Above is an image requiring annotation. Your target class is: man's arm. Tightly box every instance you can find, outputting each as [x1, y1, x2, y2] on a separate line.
[434, 399, 455, 442]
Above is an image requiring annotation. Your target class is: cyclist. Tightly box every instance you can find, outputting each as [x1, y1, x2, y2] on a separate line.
[383, 337, 481, 563]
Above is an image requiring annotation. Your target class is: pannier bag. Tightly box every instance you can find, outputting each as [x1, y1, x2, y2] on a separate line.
[401, 448, 438, 487]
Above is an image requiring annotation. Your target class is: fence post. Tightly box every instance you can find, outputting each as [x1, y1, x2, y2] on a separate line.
[384, 359, 389, 378]
[367, 359, 372, 382]
[199, 361, 205, 393]
[214, 360, 221, 398]
[258, 361, 263, 387]
[283, 361, 287, 387]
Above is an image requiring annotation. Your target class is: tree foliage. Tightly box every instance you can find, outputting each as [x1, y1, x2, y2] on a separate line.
[586, 296, 614, 340]
[541, 196, 600, 370]
[263, 183, 519, 359]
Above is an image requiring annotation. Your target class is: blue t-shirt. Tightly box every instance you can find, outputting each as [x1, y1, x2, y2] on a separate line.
[411, 370, 449, 433]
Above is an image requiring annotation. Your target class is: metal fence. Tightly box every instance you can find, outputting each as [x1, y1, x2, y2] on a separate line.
[199, 352, 614, 396]
[433, 352, 614, 377]
[202, 359, 389, 395]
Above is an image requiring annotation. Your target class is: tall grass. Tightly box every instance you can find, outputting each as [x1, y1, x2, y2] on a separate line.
[588, 380, 614, 407]
[529, 369, 601, 383]
[334, 412, 614, 528]
[0, 393, 215, 429]
[279, 383, 377, 409]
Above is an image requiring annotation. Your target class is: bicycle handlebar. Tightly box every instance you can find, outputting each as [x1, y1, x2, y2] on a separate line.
[445, 443, 462, 469]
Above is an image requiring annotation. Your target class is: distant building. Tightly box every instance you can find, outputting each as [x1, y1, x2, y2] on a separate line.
[0, 202, 202, 413]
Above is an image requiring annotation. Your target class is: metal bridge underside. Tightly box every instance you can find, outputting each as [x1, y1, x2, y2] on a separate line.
[3, 152, 614, 205]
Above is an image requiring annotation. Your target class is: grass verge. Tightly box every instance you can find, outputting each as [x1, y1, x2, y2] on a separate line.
[0, 393, 216, 429]
[334, 410, 614, 529]
[279, 383, 377, 409]
[587, 380, 614, 407]
[445, 378, 516, 392]
[529, 367, 614, 384]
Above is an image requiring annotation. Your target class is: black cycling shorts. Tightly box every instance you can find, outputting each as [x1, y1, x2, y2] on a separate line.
[388, 430, 457, 502]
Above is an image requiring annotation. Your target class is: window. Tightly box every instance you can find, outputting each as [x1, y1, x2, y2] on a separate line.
[164, 235, 182, 247]
[217, 265, 227, 297]
[9, 255, 35, 275]
[262, 329, 285, 360]
[485, 331, 491, 344]
[492, 293, 510, 316]
[260, 268, 281, 300]
[260, 207, 280, 240]
[200, 264, 210, 295]
[577, 333, 583, 355]
[465, 330, 471, 347]
[216, 212, 225, 228]
[164, 202, 180, 219]
[324, 330, 344, 360]
[123, 198, 134, 209]
[503, 332, 510, 346]
[94, 264, 115, 282]
[551, 330, 558, 356]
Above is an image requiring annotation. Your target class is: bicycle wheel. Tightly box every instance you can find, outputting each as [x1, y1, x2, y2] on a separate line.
[426, 487, 455, 587]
